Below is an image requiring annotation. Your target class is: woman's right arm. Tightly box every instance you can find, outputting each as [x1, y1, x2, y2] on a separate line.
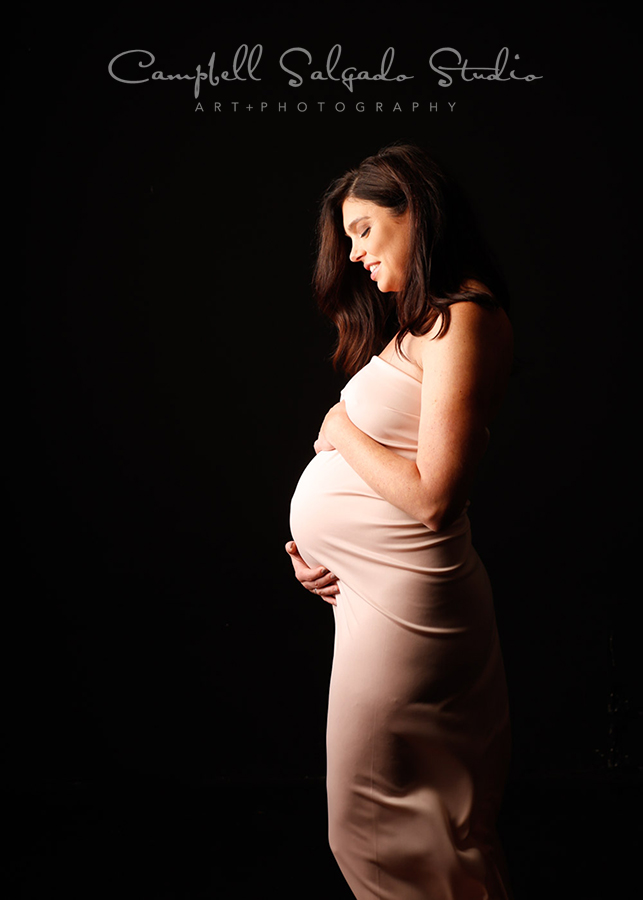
[285, 541, 340, 606]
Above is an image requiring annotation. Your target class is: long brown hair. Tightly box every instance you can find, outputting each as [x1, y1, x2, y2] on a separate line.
[313, 142, 510, 375]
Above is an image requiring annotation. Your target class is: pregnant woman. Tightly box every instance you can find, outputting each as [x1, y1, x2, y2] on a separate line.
[287, 143, 513, 899]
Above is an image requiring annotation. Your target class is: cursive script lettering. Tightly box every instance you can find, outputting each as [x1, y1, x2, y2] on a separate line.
[108, 46, 263, 98]
[429, 47, 542, 87]
[279, 44, 413, 92]
[108, 45, 541, 96]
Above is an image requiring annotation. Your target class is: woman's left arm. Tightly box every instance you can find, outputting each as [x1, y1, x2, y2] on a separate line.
[320, 303, 513, 532]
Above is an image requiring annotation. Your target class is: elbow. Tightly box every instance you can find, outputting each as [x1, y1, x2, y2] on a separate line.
[415, 476, 470, 533]
[423, 512, 448, 534]
[420, 502, 457, 534]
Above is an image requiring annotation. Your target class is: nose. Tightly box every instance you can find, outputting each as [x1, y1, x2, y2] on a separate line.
[349, 239, 365, 263]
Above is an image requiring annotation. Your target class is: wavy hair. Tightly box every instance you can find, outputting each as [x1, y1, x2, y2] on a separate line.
[313, 142, 510, 375]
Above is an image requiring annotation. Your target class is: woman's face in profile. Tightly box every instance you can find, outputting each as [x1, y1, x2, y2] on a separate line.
[342, 197, 412, 293]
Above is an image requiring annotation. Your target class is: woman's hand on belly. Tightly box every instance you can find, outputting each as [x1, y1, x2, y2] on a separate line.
[314, 407, 340, 454]
[285, 540, 340, 606]
[313, 435, 335, 453]
[317, 401, 346, 453]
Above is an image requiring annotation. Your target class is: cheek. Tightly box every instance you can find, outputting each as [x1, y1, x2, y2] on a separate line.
[393, 247, 407, 273]
[399, 241, 411, 272]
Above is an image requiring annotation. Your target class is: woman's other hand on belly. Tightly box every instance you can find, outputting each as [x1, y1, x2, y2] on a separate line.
[315, 401, 349, 454]
[285, 540, 340, 606]
[314, 435, 335, 453]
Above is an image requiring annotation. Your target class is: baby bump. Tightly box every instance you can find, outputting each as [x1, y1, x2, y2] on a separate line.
[290, 450, 387, 568]
[289, 450, 488, 632]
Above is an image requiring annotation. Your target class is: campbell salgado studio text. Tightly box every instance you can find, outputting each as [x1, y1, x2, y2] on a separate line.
[108, 45, 543, 98]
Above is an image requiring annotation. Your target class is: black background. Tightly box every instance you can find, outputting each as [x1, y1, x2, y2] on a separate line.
[6, 1, 639, 897]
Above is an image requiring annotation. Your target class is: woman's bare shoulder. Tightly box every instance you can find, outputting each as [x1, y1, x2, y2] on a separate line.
[413, 303, 513, 416]
[412, 301, 512, 357]
[447, 300, 513, 344]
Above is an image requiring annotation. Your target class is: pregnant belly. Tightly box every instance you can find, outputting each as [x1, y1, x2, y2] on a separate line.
[290, 450, 471, 574]
[290, 450, 386, 570]
[293, 454, 507, 655]
[290, 451, 488, 634]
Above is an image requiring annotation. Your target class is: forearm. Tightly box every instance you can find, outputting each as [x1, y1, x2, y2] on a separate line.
[327, 411, 442, 528]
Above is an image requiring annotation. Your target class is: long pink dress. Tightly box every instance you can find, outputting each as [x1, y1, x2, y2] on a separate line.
[290, 355, 511, 900]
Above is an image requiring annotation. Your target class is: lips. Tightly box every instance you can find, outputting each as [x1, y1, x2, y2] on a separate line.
[366, 262, 381, 280]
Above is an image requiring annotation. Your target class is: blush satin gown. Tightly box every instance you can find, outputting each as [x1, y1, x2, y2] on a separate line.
[289, 355, 512, 900]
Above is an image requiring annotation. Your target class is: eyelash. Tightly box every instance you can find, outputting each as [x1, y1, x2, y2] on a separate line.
[360, 227, 371, 238]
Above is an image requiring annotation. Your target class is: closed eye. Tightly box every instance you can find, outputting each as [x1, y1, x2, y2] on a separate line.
[360, 227, 371, 238]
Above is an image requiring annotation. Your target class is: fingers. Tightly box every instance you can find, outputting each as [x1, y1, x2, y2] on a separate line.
[300, 568, 340, 592]
[311, 570, 339, 589]
[286, 542, 319, 578]
[313, 436, 335, 453]
[307, 577, 340, 594]
[285, 540, 340, 604]
[285, 541, 331, 580]
[285, 540, 305, 564]
[298, 565, 340, 591]
[309, 579, 340, 606]
[305, 577, 340, 607]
